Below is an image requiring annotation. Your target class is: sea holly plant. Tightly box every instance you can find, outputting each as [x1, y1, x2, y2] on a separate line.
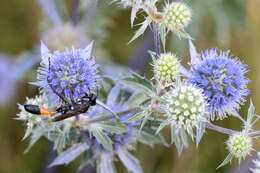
[17, 1, 260, 173]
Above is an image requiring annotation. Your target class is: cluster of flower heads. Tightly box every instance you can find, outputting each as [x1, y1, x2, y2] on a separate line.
[35, 42, 100, 104]
[17, 0, 260, 172]
[152, 39, 252, 161]
[155, 47, 249, 122]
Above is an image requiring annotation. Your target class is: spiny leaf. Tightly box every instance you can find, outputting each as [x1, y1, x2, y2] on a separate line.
[98, 153, 116, 173]
[24, 130, 43, 153]
[96, 99, 118, 118]
[131, 71, 153, 90]
[130, 6, 139, 27]
[22, 124, 33, 141]
[217, 153, 233, 169]
[24, 125, 49, 153]
[175, 29, 192, 40]
[179, 129, 189, 148]
[189, 39, 200, 66]
[140, 112, 152, 132]
[117, 149, 143, 173]
[171, 126, 185, 155]
[247, 99, 255, 126]
[128, 17, 152, 43]
[91, 127, 113, 150]
[99, 122, 127, 134]
[127, 92, 149, 108]
[138, 129, 167, 146]
[49, 143, 89, 167]
[156, 121, 170, 134]
[53, 132, 66, 153]
[121, 71, 154, 96]
[196, 122, 206, 146]
[126, 111, 145, 123]
[106, 84, 121, 106]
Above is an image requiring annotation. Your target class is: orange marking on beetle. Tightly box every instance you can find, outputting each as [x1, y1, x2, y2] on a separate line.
[40, 107, 55, 116]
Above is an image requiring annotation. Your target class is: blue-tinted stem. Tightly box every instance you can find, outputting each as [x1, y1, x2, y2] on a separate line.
[205, 122, 237, 135]
[152, 23, 161, 56]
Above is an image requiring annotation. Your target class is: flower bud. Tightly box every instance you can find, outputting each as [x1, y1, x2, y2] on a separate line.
[164, 84, 206, 129]
[161, 2, 191, 32]
[227, 133, 252, 158]
[153, 53, 179, 84]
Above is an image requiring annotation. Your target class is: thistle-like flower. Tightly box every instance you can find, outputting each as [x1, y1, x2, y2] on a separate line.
[164, 84, 206, 132]
[188, 49, 249, 120]
[161, 2, 191, 32]
[42, 23, 88, 51]
[153, 53, 180, 84]
[227, 133, 252, 159]
[35, 43, 100, 104]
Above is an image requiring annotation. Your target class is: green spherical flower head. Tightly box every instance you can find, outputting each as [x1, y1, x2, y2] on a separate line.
[161, 2, 191, 32]
[154, 53, 179, 83]
[227, 133, 252, 159]
[164, 85, 206, 129]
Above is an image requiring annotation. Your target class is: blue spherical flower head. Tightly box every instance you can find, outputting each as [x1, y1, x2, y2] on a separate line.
[188, 49, 249, 120]
[36, 42, 100, 104]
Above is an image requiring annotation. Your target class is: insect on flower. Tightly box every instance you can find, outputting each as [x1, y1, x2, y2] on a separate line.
[23, 43, 118, 122]
[24, 57, 97, 122]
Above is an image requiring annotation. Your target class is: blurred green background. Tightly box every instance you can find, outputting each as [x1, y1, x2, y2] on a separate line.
[0, 0, 260, 173]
